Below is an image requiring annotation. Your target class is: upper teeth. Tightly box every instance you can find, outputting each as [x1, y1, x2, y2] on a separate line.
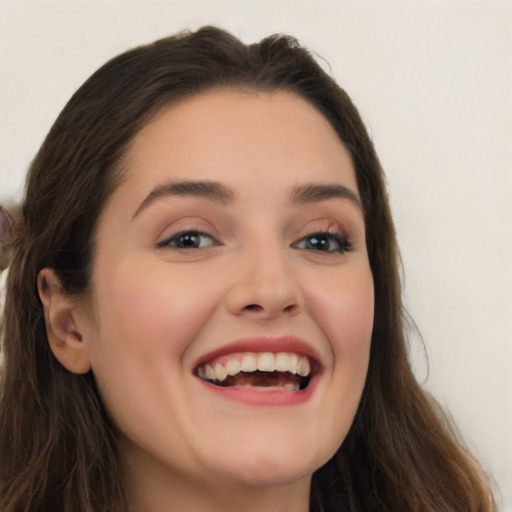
[198, 352, 311, 382]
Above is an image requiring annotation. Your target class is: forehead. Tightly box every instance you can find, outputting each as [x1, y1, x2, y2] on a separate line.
[113, 89, 359, 211]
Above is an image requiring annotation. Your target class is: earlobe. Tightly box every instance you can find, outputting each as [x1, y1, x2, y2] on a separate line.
[37, 268, 91, 374]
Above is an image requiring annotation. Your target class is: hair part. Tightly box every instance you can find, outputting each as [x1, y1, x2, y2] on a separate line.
[0, 26, 496, 511]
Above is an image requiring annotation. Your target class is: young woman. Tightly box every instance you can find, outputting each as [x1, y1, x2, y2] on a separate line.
[0, 26, 496, 512]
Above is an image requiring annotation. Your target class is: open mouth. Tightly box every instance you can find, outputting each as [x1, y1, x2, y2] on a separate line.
[196, 352, 313, 392]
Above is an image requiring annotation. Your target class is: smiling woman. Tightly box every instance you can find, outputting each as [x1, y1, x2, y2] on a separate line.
[0, 26, 496, 512]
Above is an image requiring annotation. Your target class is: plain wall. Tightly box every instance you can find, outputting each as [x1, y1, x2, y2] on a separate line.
[1, 0, 511, 509]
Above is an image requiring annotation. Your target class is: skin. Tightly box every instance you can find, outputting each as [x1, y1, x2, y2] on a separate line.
[40, 90, 374, 512]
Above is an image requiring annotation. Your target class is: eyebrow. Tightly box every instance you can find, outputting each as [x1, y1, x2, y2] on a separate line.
[290, 183, 362, 211]
[132, 179, 362, 220]
[132, 180, 237, 219]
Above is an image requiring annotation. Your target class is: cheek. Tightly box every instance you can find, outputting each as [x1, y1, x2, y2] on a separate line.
[94, 258, 218, 353]
[87, 259, 218, 410]
[307, 264, 374, 435]
[86, 259, 221, 449]
[310, 263, 374, 356]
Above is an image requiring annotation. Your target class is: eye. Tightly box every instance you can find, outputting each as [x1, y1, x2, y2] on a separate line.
[157, 230, 219, 249]
[292, 232, 351, 253]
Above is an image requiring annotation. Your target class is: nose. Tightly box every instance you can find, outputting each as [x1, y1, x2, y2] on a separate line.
[225, 247, 304, 318]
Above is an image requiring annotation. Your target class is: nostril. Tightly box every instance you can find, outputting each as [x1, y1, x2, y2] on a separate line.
[242, 303, 299, 314]
[244, 304, 263, 312]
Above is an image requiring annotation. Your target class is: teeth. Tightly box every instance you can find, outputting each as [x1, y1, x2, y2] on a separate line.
[225, 359, 241, 376]
[197, 352, 312, 382]
[214, 363, 227, 382]
[257, 352, 275, 372]
[240, 354, 257, 372]
[204, 364, 215, 381]
[275, 352, 290, 372]
[287, 353, 299, 375]
[298, 357, 311, 377]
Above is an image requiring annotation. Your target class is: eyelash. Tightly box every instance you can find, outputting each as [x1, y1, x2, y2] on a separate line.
[291, 231, 352, 254]
[157, 230, 220, 249]
[157, 230, 352, 254]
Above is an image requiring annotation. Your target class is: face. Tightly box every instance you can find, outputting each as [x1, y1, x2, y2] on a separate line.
[80, 90, 374, 492]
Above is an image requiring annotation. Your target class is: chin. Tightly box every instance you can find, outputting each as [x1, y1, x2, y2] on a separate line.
[203, 437, 333, 488]
[227, 460, 316, 488]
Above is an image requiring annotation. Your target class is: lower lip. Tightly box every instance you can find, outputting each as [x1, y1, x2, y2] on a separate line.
[197, 377, 318, 406]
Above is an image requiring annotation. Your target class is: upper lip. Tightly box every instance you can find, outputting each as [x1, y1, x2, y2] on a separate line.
[193, 336, 324, 373]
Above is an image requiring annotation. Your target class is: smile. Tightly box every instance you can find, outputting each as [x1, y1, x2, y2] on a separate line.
[196, 352, 312, 391]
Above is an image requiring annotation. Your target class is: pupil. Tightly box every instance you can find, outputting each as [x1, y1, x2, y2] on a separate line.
[179, 234, 199, 248]
[307, 235, 328, 250]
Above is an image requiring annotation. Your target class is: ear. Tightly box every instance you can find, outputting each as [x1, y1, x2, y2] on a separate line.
[37, 268, 91, 374]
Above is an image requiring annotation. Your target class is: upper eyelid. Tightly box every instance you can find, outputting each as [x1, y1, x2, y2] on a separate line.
[155, 215, 219, 238]
[293, 228, 349, 242]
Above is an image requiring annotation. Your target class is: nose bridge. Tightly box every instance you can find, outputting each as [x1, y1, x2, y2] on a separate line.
[225, 235, 303, 317]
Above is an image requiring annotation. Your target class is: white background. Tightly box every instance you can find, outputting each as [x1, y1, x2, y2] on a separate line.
[1, 0, 510, 509]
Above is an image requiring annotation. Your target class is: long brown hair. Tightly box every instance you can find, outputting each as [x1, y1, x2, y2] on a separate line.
[0, 205, 19, 271]
[0, 26, 496, 511]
